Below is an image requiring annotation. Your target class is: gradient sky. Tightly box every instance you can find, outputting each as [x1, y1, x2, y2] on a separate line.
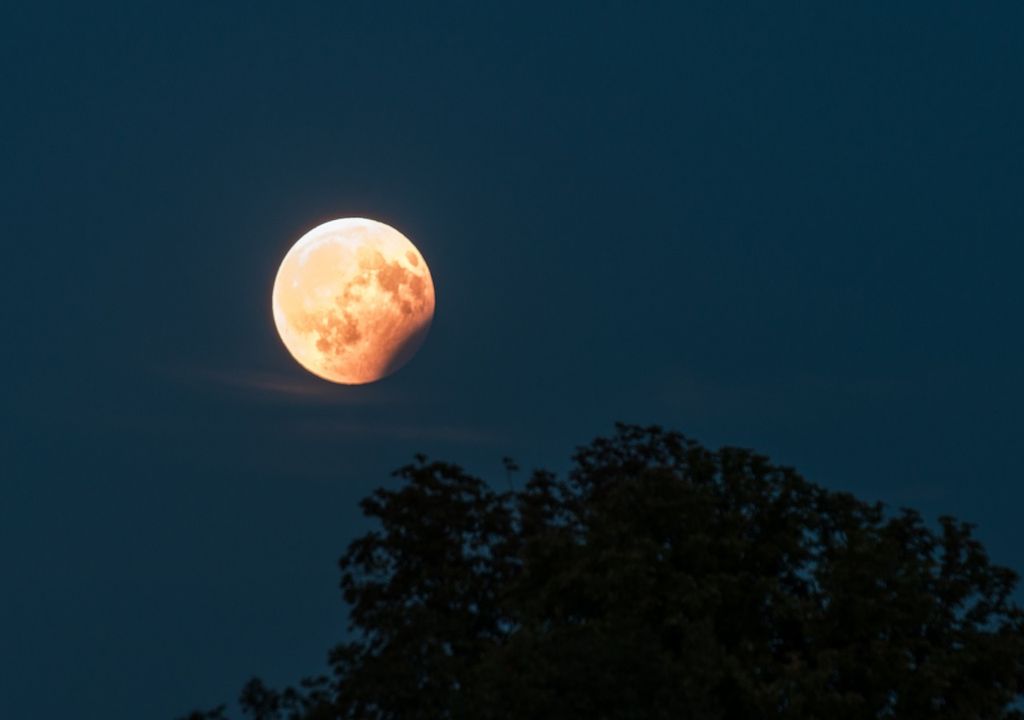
[4, 3, 1023, 718]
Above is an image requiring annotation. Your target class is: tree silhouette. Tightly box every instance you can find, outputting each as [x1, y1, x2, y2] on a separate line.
[182, 424, 1024, 719]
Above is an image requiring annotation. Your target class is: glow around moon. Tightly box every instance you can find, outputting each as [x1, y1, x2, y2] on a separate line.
[272, 218, 435, 384]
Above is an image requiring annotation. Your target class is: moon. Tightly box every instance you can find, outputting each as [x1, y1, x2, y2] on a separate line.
[272, 218, 435, 384]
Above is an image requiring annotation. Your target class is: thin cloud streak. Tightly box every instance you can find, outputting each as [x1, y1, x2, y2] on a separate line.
[157, 364, 405, 405]
[301, 420, 505, 446]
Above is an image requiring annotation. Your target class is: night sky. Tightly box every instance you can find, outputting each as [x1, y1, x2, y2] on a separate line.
[4, 3, 1024, 718]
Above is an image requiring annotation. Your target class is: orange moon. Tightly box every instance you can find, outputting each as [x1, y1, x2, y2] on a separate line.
[272, 218, 435, 384]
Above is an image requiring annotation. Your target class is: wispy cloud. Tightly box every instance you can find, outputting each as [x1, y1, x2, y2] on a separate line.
[657, 368, 902, 420]
[156, 364, 403, 405]
[153, 364, 509, 448]
[300, 420, 504, 446]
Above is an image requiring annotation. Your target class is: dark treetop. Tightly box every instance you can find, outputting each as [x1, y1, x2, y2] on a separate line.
[183, 424, 1024, 720]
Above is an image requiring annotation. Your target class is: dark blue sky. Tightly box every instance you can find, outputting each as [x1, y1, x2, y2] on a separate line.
[4, 3, 1023, 717]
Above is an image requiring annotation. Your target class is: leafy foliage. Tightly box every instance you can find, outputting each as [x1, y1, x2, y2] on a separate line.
[182, 424, 1024, 719]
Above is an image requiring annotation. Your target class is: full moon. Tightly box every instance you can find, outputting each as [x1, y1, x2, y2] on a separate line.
[272, 218, 435, 384]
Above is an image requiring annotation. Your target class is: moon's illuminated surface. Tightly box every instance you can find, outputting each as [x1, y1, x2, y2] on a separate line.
[272, 218, 435, 384]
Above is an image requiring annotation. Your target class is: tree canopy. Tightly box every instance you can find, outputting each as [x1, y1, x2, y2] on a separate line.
[182, 423, 1024, 719]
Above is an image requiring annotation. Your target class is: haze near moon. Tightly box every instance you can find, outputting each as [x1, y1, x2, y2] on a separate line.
[272, 218, 435, 384]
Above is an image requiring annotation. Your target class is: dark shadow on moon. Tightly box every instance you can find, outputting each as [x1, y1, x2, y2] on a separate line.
[382, 317, 433, 379]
